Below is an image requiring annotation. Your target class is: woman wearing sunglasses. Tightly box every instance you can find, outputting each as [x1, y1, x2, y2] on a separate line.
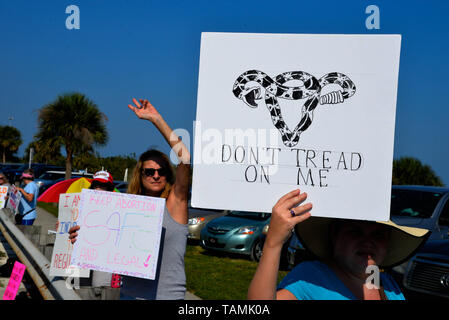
[66, 170, 120, 300]
[70, 98, 190, 300]
[121, 98, 190, 300]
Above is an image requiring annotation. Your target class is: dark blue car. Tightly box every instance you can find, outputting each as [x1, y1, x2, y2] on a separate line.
[287, 185, 449, 270]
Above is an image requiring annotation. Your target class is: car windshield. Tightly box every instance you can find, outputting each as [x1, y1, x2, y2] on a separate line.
[227, 211, 270, 220]
[38, 172, 65, 180]
[3, 164, 22, 170]
[390, 189, 444, 219]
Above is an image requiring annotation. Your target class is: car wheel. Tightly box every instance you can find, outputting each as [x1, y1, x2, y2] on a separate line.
[250, 239, 263, 262]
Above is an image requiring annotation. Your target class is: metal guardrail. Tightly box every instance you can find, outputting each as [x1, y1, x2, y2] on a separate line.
[0, 208, 81, 300]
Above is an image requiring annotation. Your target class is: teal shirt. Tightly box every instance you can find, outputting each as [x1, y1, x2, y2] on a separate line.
[18, 181, 39, 220]
[278, 260, 405, 300]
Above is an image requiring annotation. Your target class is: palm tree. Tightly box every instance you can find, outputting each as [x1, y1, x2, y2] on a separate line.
[36, 93, 108, 179]
[0, 125, 22, 163]
[392, 156, 444, 186]
[24, 139, 64, 165]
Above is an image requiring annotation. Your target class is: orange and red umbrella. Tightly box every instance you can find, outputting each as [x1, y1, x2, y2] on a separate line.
[37, 177, 93, 203]
[37, 177, 119, 203]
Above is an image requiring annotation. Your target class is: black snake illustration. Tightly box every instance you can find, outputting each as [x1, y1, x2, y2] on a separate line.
[232, 70, 356, 147]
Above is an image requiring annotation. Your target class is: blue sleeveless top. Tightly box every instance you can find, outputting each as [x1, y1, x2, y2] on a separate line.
[278, 260, 405, 300]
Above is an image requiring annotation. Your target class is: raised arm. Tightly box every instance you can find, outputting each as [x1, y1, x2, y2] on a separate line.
[128, 98, 191, 224]
[247, 189, 312, 300]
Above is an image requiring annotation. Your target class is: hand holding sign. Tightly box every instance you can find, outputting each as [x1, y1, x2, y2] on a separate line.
[68, 225, 80, 244]
[266, 189, 312, 249]
[71, 189, 165, 280]
[49, 193, 89, 278]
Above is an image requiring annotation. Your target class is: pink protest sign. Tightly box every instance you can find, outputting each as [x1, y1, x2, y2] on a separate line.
[2, 261, 26, 300]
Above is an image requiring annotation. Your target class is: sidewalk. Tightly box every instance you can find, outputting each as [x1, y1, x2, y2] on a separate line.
[34, 205, 202, 300]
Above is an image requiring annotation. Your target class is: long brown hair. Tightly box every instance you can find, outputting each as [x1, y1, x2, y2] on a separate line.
[127, 149, 174, 198]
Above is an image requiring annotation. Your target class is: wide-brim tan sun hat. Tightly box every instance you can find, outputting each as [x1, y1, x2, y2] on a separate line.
[294, 217, 430, 268]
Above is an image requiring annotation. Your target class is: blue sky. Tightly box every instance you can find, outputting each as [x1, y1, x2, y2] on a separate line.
[0, 0, 448, 185]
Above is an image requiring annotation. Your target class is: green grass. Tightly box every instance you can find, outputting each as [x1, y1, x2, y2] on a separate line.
[37, 202, 58, 217]
[185, 244, 288, 300]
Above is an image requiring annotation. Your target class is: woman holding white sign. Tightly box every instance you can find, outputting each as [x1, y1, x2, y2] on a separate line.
[122, 98, 190, 300]
[68, 170, 120, 300]
[247, 189, 430, 300]
[70, 98, 190, 300]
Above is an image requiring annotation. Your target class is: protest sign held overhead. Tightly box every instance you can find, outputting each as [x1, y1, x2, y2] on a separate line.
[192, 33, 401, 221]
[71, 189, 165, 280]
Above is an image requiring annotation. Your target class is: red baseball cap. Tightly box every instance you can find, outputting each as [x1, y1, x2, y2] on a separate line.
[92, 170, 113, 184]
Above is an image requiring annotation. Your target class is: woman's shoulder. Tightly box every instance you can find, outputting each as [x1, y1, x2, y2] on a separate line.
[290, 260, 327, 273]
[278, 260, 351, 300]
[280, 260, 328, 286]
[27, 181, 39, 191]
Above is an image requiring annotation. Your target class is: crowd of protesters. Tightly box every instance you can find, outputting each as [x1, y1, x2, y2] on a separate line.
[1, 97, 430, 301]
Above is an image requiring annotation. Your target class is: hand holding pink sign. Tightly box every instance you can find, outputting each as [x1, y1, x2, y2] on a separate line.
[71, 189, 165, 280]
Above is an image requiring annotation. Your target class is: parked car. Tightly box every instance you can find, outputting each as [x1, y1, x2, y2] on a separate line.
[387, 185, 449, 299]
[35, 170, 94, 195]
[1, 163, 25, 183]
[200, 210, 270, 261]
[188, 204, 227, 241]
[285, 233, 316, 270]
[3, 163, 65, 184]
[286, 185, 449, 271]
[401, 239, 449, 299]
[114, 181, 129, 193]
[0, 163, 20, 171]
[390, 185, 449, 240]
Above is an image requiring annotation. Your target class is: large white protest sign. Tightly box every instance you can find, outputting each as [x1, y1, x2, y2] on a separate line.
[71, 189, 165, 280]
[192, 33, 401, 221]
[0, 186, 8, 209]
[6, 185, 21, 214]
[49, 193, 89, 278]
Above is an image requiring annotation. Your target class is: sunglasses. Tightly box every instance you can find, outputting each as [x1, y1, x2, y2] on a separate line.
[142, 168, 167, 177]
[91, 181, 113, 190]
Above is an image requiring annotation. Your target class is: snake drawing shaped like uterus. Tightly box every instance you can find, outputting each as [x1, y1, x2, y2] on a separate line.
[232, 70, 356, 147]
